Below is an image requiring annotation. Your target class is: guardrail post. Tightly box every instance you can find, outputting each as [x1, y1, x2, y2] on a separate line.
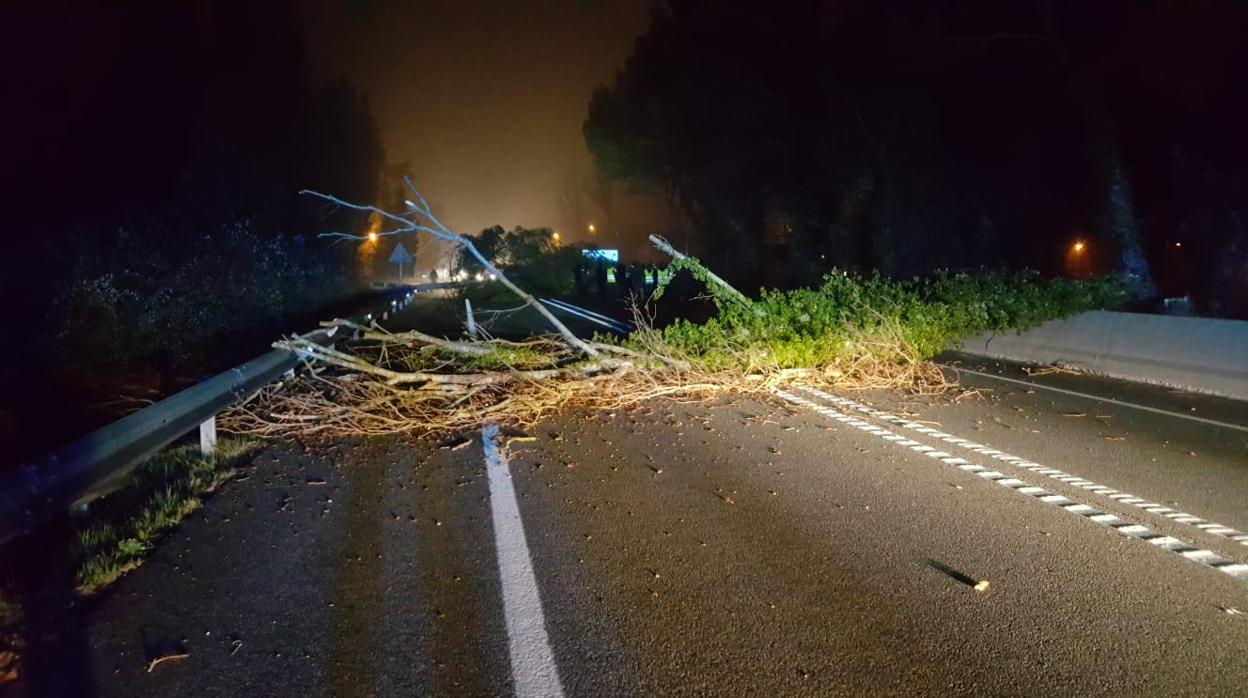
[199, 416, 217, 456]
[1, 295, 437, 545]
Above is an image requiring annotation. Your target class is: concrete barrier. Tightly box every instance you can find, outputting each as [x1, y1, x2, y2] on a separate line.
[958, 311, 1248, 401]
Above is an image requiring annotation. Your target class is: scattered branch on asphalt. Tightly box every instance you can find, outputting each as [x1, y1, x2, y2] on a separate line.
[224, 186, 1126, 438]
[146, 649, 190, 673]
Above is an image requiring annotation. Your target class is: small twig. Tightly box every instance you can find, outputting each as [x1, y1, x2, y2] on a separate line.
[147, 652, 190, 673]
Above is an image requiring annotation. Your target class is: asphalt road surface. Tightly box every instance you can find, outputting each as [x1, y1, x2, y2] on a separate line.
[8, 314, 1248, 696]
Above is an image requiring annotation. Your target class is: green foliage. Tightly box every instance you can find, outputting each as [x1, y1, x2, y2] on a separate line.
[0, 592, 20, 664]
[0, 596, 19, 635]
[651, 255, 750, 311]
[459, 345, 560, 372]
[392, 344, 559, 374]
[72, 439, 258, 592]
[639, 265, 1127, 372]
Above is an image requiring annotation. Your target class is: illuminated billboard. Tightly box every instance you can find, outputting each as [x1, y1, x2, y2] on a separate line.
[581, 248, 620, 263]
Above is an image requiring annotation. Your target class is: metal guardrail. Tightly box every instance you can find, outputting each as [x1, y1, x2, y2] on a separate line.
[0, 283, 454, 545]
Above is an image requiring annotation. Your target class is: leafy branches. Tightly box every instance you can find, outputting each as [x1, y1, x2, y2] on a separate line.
[226, 217, 1125, 440]
[638, 266, 1127, 373]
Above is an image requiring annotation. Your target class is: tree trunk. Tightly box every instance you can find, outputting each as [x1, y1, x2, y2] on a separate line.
[1087, 108, 1156, 299]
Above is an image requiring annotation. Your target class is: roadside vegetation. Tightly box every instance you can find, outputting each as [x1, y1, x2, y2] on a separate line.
[647, 262, 1126, 374]
[0, 597, 18, 682]
[53, 222, 356, 372]
[224, 187, 1126, 439]
[0, 438, 258, 682]
[71, 438, 258, 592]
[450, 225, 584, 307]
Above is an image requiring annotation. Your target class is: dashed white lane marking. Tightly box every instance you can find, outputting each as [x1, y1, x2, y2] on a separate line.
[939, 364, 1248, 435]
[774, 390, 1248, 585]
[482, 424, 566, 698]
[793, 384, 1248, 549]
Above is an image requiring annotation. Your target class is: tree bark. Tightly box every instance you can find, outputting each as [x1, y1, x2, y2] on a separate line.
[1087, 108, 1156, 299]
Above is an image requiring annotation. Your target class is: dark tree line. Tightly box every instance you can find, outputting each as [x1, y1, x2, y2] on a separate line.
[1, 0, 384, 349]
[585, 0, 1248, 317]
[0, 1, 385, 458]
[3, 1, 382, 259]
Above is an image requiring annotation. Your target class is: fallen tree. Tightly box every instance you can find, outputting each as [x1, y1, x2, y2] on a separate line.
[222, 185, 1127, 437]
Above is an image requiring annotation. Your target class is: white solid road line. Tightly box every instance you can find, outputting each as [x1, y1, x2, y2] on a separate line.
[775, 389, 1248, 585]
[540, 298, 632, 333]
[794, 384, 1248, 548]
[482, 424, 566, 698]
[541, 298, 632, 332]
[542, 298, 630, 327]
[941, 364, 1248, 434]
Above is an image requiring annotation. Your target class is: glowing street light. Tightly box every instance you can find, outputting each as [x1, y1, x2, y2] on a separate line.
[551, 231, 561, 244]
[587, 223, 596, 234]
[368, 231, 379, 242]
[1071, 240, 1086, 254]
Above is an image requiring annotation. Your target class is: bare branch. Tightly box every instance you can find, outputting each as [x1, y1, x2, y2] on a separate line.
[319, 318, 494, 357]
[301, 185, 600, 357]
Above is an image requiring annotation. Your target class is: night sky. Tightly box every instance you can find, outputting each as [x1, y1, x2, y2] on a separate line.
[302, 0, 673, 265]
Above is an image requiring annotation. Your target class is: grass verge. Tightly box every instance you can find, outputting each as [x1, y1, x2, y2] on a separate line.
[71, 438, 258, 592]
[0, 437, 258, 683]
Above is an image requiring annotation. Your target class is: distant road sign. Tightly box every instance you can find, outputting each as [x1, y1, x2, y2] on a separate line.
[388, 242, 414, 265]
[389, 242, 414, 283]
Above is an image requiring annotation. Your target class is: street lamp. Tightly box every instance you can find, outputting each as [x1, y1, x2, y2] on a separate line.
[368, 232, 379, 242]
[587, 223, 596, 234]
[1071, 240, 1085, 254]
[551, 231, 561, 244]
